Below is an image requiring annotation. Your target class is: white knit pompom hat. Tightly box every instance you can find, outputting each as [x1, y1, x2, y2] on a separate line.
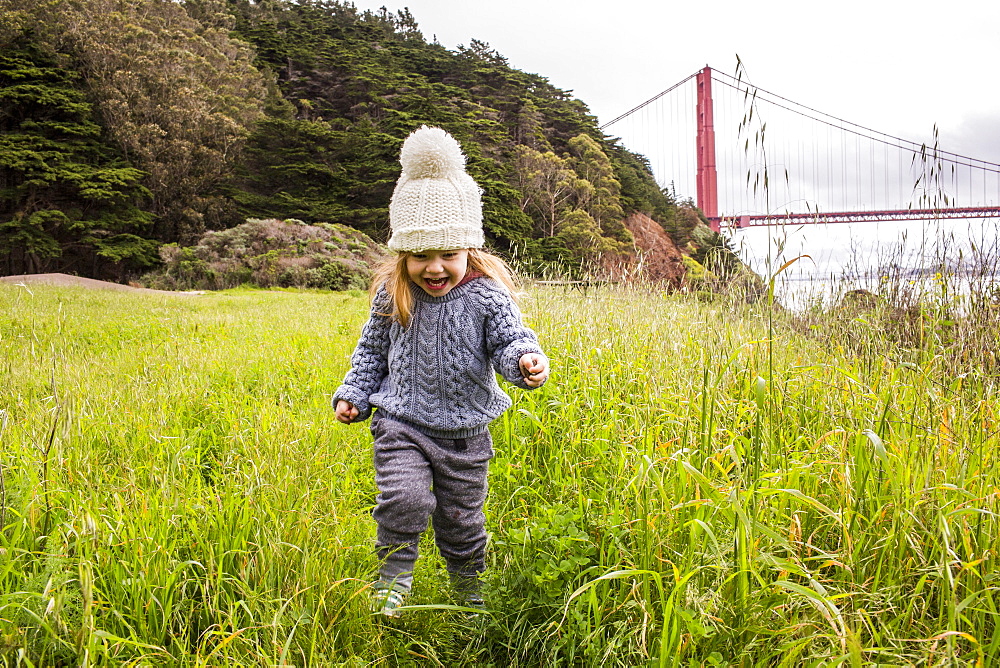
[387, 125, 485, 252]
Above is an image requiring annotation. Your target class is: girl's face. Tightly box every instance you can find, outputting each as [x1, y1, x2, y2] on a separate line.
[406, 249, 469, 297]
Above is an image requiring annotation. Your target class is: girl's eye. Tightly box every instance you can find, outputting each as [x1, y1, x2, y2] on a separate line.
[442, 253, 456, 259]
[412, 254, 427, 260]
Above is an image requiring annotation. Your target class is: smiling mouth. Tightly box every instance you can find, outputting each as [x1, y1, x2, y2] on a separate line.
[424, 277, 449, 290]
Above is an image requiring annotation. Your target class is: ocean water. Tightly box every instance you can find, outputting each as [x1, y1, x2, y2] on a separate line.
[764, 268, 1000, 313]
[730, 218, 1000, 310]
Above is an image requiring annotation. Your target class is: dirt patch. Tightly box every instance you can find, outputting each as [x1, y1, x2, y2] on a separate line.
[596, 213, 686, 285]
[625, 213, 687, 284]
[0, 273, 199, 294]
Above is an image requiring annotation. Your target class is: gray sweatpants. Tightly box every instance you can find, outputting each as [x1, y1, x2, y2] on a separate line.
[370, 412, 493, 592]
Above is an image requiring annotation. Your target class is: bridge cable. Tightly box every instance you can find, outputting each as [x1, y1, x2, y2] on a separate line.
[710, 71, 1000, 175]
[599, 71, 700, 131]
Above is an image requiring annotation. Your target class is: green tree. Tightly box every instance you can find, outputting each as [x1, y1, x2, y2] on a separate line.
[0, 43, 156, 275]
[556, 208, 612, 262]
[567, 133, 631, 246]
[227, 94, 399, 240]
[605, 142, 677, 232]
[515, 146, 583, 237]
[12, 0, 267, 243]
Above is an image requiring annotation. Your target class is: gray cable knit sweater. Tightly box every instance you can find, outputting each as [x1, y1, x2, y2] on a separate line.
[333, 277, 545, 438]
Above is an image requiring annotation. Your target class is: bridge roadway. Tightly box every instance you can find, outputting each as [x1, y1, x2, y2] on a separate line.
[714, 206, 1000, 230]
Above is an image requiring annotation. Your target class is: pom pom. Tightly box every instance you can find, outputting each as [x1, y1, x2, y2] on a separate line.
[399, 125, 466, 179]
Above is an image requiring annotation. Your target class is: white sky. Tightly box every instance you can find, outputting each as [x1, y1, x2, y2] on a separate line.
[347, 0, 1000, 283]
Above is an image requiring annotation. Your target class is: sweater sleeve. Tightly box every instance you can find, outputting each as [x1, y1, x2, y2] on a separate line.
[483, 285, 546, 390]
[332, 289, 392, 421]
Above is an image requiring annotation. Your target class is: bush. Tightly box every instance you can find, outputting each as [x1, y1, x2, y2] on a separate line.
[140, 219, 386, 291]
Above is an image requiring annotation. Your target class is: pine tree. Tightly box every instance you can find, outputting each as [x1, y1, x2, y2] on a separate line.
[0, 43, 155, 276]
[12, 0, 268, 243]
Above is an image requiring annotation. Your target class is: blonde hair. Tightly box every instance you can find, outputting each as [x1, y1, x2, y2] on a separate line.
[369, 248, 521, 328]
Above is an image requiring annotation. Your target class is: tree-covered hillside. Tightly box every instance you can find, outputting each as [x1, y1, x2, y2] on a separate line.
[1, 0, 722, 281]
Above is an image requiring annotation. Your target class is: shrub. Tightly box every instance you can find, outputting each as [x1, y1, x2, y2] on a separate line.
[140, 219, 386, 291]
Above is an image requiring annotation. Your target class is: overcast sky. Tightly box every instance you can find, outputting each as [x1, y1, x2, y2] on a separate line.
[347, 0, 1000, 284]
[349, 0, 999, 152]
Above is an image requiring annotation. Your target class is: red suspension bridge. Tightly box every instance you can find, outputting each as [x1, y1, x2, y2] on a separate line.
[601, 67, 1000, 233]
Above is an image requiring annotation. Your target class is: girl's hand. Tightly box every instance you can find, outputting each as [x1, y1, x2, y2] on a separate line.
[336, 399, 359, 424]
[519, 353, 549, 388]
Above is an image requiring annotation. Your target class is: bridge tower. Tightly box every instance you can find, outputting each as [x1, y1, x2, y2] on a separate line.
[696, 66, 720, 231]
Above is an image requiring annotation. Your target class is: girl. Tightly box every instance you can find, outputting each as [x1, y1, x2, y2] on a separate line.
[333, 126, 549, 618]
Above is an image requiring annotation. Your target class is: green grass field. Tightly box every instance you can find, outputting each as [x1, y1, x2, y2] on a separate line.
[1, 282, 997, 666]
